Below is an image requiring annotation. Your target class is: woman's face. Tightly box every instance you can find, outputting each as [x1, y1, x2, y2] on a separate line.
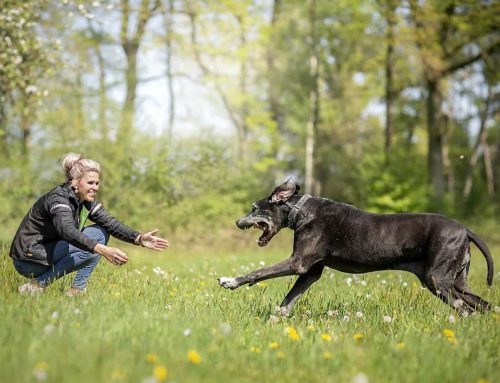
[76, 171, 100, 202]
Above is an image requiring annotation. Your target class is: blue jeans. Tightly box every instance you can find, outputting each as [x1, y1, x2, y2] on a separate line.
[13, 225, 109, 289]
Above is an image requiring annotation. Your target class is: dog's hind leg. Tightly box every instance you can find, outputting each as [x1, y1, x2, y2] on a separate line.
[278, 264, 324, 316]
[453, 250, 491, 311]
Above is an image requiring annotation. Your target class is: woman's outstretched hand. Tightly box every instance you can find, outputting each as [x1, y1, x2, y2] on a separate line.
[94, 243, 129, 265]
[139, 229, 170, 251]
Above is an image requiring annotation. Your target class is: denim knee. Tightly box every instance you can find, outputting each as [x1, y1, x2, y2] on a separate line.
[83, 225, 110, 245]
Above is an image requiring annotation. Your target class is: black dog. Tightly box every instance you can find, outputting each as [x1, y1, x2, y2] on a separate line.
[218, 179, 494, 316]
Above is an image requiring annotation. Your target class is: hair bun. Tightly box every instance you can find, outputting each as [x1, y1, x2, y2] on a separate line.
[62, 153, 84, 178]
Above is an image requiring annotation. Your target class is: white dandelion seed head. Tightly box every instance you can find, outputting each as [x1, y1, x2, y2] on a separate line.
[356, 311, 363, 318]
[43, 324, 55, 334]
[51, 311, 59, 320]
[360, 280, 367, 286]
[352, 372, 369, 383]
[183, 328, 191, 336]
[33, 369, 47, 381]
[343, 315, 350, 322]
[383, 315, 392, 323]
[493, 306, 500, 313]
[219, 322, 232, 335]
[448, 315, 455, 323]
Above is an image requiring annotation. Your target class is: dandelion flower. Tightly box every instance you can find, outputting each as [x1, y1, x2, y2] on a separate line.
[321, 333, 332, 342]
[356, 311, 363, 318]
[323, 351, 333, 360]
[276, 351, 285, 359]
[383, 315, 392, 323]
[285, 326, 300, 341]
[395, 342, 405, 350]
[183, 328, 192, 336]
[269, 342, 279, 349]
[187, 350, 201, 364]
[448, 315, 456, 323]
[442, 329, 455, 338]
[250, 346, 262, 353]
[146, 353, 159, 364]
[353, 333, 364, 341]
[153, 365, 168, 382]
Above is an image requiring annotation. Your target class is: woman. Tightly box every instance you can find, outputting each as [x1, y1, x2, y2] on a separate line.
[9, 153, 169, 296]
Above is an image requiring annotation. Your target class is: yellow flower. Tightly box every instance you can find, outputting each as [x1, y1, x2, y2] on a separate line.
[285, 326, 300, 341]
[307, 324, 316, 332]
[443, 329, 455, 338]
[447, 336, 458, 345]
[395, 342, 405, 350]
[110, 369, 126, 381]
[35, 362, 49, 371]
[323, 351, 333, 360]
[250, 346, 262, 353]
[187, 350, 201, 364]
[254, 316, 261, 321]
[153, 365, 168, 382]
[276, 351, 285, 359]
[257, 282, 268, 287]
[269, 342, 280, 349]
[476, 379, 490, 383]
[146, 353, 159, 364]
[320, 333, 332, 342]
[353, 333, 364, 341]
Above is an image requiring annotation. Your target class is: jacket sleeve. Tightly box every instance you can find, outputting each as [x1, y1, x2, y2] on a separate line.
[47, 194, 99, 253]
[89, 203, 141, 244]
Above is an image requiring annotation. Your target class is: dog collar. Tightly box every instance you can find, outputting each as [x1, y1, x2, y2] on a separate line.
[286, 194, 311, 229]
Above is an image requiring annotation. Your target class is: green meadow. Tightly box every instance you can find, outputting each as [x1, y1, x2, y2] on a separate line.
[1, 230, 498, 383]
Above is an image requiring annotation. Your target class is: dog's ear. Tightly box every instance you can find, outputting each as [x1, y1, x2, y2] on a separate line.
[271, 178, 298, 203]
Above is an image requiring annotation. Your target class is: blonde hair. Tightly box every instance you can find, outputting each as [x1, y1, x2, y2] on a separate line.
[62, 153, 101, 186]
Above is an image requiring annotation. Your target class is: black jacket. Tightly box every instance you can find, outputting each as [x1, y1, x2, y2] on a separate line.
[9, 182, 140, 265]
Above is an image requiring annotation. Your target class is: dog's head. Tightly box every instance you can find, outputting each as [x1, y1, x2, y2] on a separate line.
[236, 179, 300, 247]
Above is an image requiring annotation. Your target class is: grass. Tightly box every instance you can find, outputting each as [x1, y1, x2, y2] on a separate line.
[1, 230, 499, 383]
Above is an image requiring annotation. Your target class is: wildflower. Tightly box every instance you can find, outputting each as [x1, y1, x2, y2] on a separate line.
[395, 342, 405, 350]
[250, 346, 262, 353]
[153, 365, 168, 382]
[307, 324, 316, 332]
[183, 328, 191, 336]
[448, 315, 456, 323]
[43, 324, 55, 335]
[327, 309, 339, 317]
[442, 329, 455, 338]
[276, 351, 285, 359]
[323, 351, 333, 360]
[356, 311, 363, 318]
[353, 333, 364, 341]
[494, 306, 500, 313]
[33, 362, 49, 381]
[219, 322, 232, 335]
[268, 315, 280, 324]
[383, 315, 392, 323]
[285, 326, 300, 341]
[352, 372, 369, 383]
[321, 333, 332, 342]
[187, 350, 201, 364]
[269, 342, 279, 349]
[146, 353, 159, 364]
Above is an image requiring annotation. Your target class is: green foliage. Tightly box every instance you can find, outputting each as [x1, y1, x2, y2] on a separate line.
[357, 148, 430, 213]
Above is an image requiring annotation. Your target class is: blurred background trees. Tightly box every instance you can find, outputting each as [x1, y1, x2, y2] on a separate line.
[1, 0, 498, 247]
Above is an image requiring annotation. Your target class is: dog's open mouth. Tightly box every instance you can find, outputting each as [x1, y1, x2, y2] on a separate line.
[254, 221, 275, 247]
[237, 217, 276, 247]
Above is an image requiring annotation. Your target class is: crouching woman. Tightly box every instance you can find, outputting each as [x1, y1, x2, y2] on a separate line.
[9, 153, 169, 296]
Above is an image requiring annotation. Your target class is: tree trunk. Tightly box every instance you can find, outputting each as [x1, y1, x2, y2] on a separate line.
[162, 0, 175, 142]
[463, 85, 494, 198]
[426, 79, 445, 203]
[384, 1, 396, 154]
[305, 0, 319, 195]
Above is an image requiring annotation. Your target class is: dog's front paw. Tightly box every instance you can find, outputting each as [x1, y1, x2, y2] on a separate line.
[218, 277, 239, 290]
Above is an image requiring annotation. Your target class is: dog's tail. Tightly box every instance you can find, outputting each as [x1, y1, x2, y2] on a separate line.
[467, 228, 494, 286]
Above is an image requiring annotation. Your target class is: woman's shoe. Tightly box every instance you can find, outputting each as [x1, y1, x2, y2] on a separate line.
[18, 281, 45, 295]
